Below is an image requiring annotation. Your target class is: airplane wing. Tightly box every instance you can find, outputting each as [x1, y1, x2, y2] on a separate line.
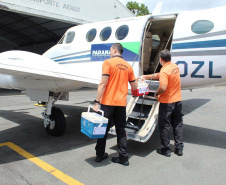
[0, 50, 99, 91]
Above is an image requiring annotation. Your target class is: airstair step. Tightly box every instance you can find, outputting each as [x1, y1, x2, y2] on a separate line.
[144, 93, 156, 99]
[129, 111, 148, 119]
[136, 98, 156, 105]
[131, 104, 152, 115]
[127, 115, 147, 120]
[125, 121, 139, 131]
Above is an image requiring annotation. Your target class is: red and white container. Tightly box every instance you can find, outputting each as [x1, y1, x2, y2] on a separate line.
[131, 81, 149, 96]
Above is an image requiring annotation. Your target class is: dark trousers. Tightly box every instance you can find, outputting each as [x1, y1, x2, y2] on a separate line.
[158, 101, 184, 152]
[95, 104, 128, 160]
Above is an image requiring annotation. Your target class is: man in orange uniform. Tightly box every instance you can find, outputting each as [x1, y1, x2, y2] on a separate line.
[93, 43, 138, 166]
[142, 49, 184, 157]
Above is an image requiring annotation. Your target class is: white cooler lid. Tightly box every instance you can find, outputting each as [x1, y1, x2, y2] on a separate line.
[82, 112, 108, 123]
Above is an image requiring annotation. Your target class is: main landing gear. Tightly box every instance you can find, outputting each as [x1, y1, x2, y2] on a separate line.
[42, 94, 66, 136]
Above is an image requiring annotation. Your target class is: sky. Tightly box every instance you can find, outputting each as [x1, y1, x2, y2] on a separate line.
[118, 0, 226, 14]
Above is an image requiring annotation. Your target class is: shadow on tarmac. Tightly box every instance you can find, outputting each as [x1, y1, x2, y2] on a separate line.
[182, 98, 211, 115]
[0, 88, 22, 96]
[85, 153, 118, 167]
[0, 98, 225, 166]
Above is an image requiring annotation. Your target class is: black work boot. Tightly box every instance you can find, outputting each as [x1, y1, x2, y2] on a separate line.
[156, 148, 171, 157]
[174, 149, 183, 156]
[95, 153, 108, 162]
[112, 157, 129, 166]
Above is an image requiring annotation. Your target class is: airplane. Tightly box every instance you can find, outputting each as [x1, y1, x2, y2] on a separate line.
[0, 4, 225, 142]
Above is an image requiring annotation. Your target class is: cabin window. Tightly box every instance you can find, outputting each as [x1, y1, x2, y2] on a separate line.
[86, 28, 97, 42]
[152, 35, 160, 48]
[58, 35, 65, 44]
[100, 27, 112, 41]
[116, 25, 129, 40]
[65, 31, 75, 44]
[191, 20, 214, 34]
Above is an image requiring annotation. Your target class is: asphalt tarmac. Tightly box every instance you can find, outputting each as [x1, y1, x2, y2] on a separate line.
[0, 86, 225, 185]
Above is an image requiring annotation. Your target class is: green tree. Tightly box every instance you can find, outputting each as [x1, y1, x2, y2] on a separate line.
[126, 1, 150, 16]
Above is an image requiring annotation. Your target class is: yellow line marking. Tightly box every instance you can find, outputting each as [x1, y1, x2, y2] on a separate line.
[34, 104, 46, 107]
[0, 142, 84, 185]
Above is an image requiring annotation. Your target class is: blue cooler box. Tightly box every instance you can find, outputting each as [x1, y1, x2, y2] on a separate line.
[81, 107, 108, 139]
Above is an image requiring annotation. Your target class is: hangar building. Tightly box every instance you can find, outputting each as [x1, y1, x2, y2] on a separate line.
[0, 0, 134, 54]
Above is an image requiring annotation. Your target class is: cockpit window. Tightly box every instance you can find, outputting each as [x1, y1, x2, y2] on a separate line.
[58, 35, 65, 44]
[191, 20, 214, 34]
[116, 25, 129, 40]
[86, 28, 97, 42]
[65, 31, 75, 44]
[100, 27, 112, 41]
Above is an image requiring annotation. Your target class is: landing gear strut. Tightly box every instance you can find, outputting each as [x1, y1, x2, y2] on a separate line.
[42, 94, 66, 136]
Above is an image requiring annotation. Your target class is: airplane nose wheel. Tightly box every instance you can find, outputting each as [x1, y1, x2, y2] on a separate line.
[45, 107, 66, 136]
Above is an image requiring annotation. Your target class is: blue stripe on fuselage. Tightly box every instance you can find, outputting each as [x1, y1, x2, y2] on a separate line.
[172, 39, 226, 50]
[54, 54, 91, 62]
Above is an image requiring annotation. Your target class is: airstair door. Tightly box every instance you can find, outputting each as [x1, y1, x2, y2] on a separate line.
[109, 80, 159, 143]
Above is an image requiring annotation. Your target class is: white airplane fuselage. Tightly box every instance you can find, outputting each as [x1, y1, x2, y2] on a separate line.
[45, 6, 226, 90]
[0, 6, 226, 92]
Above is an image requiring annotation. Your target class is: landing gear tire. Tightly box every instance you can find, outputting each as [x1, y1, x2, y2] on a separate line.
[46, 107, 66, 136]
